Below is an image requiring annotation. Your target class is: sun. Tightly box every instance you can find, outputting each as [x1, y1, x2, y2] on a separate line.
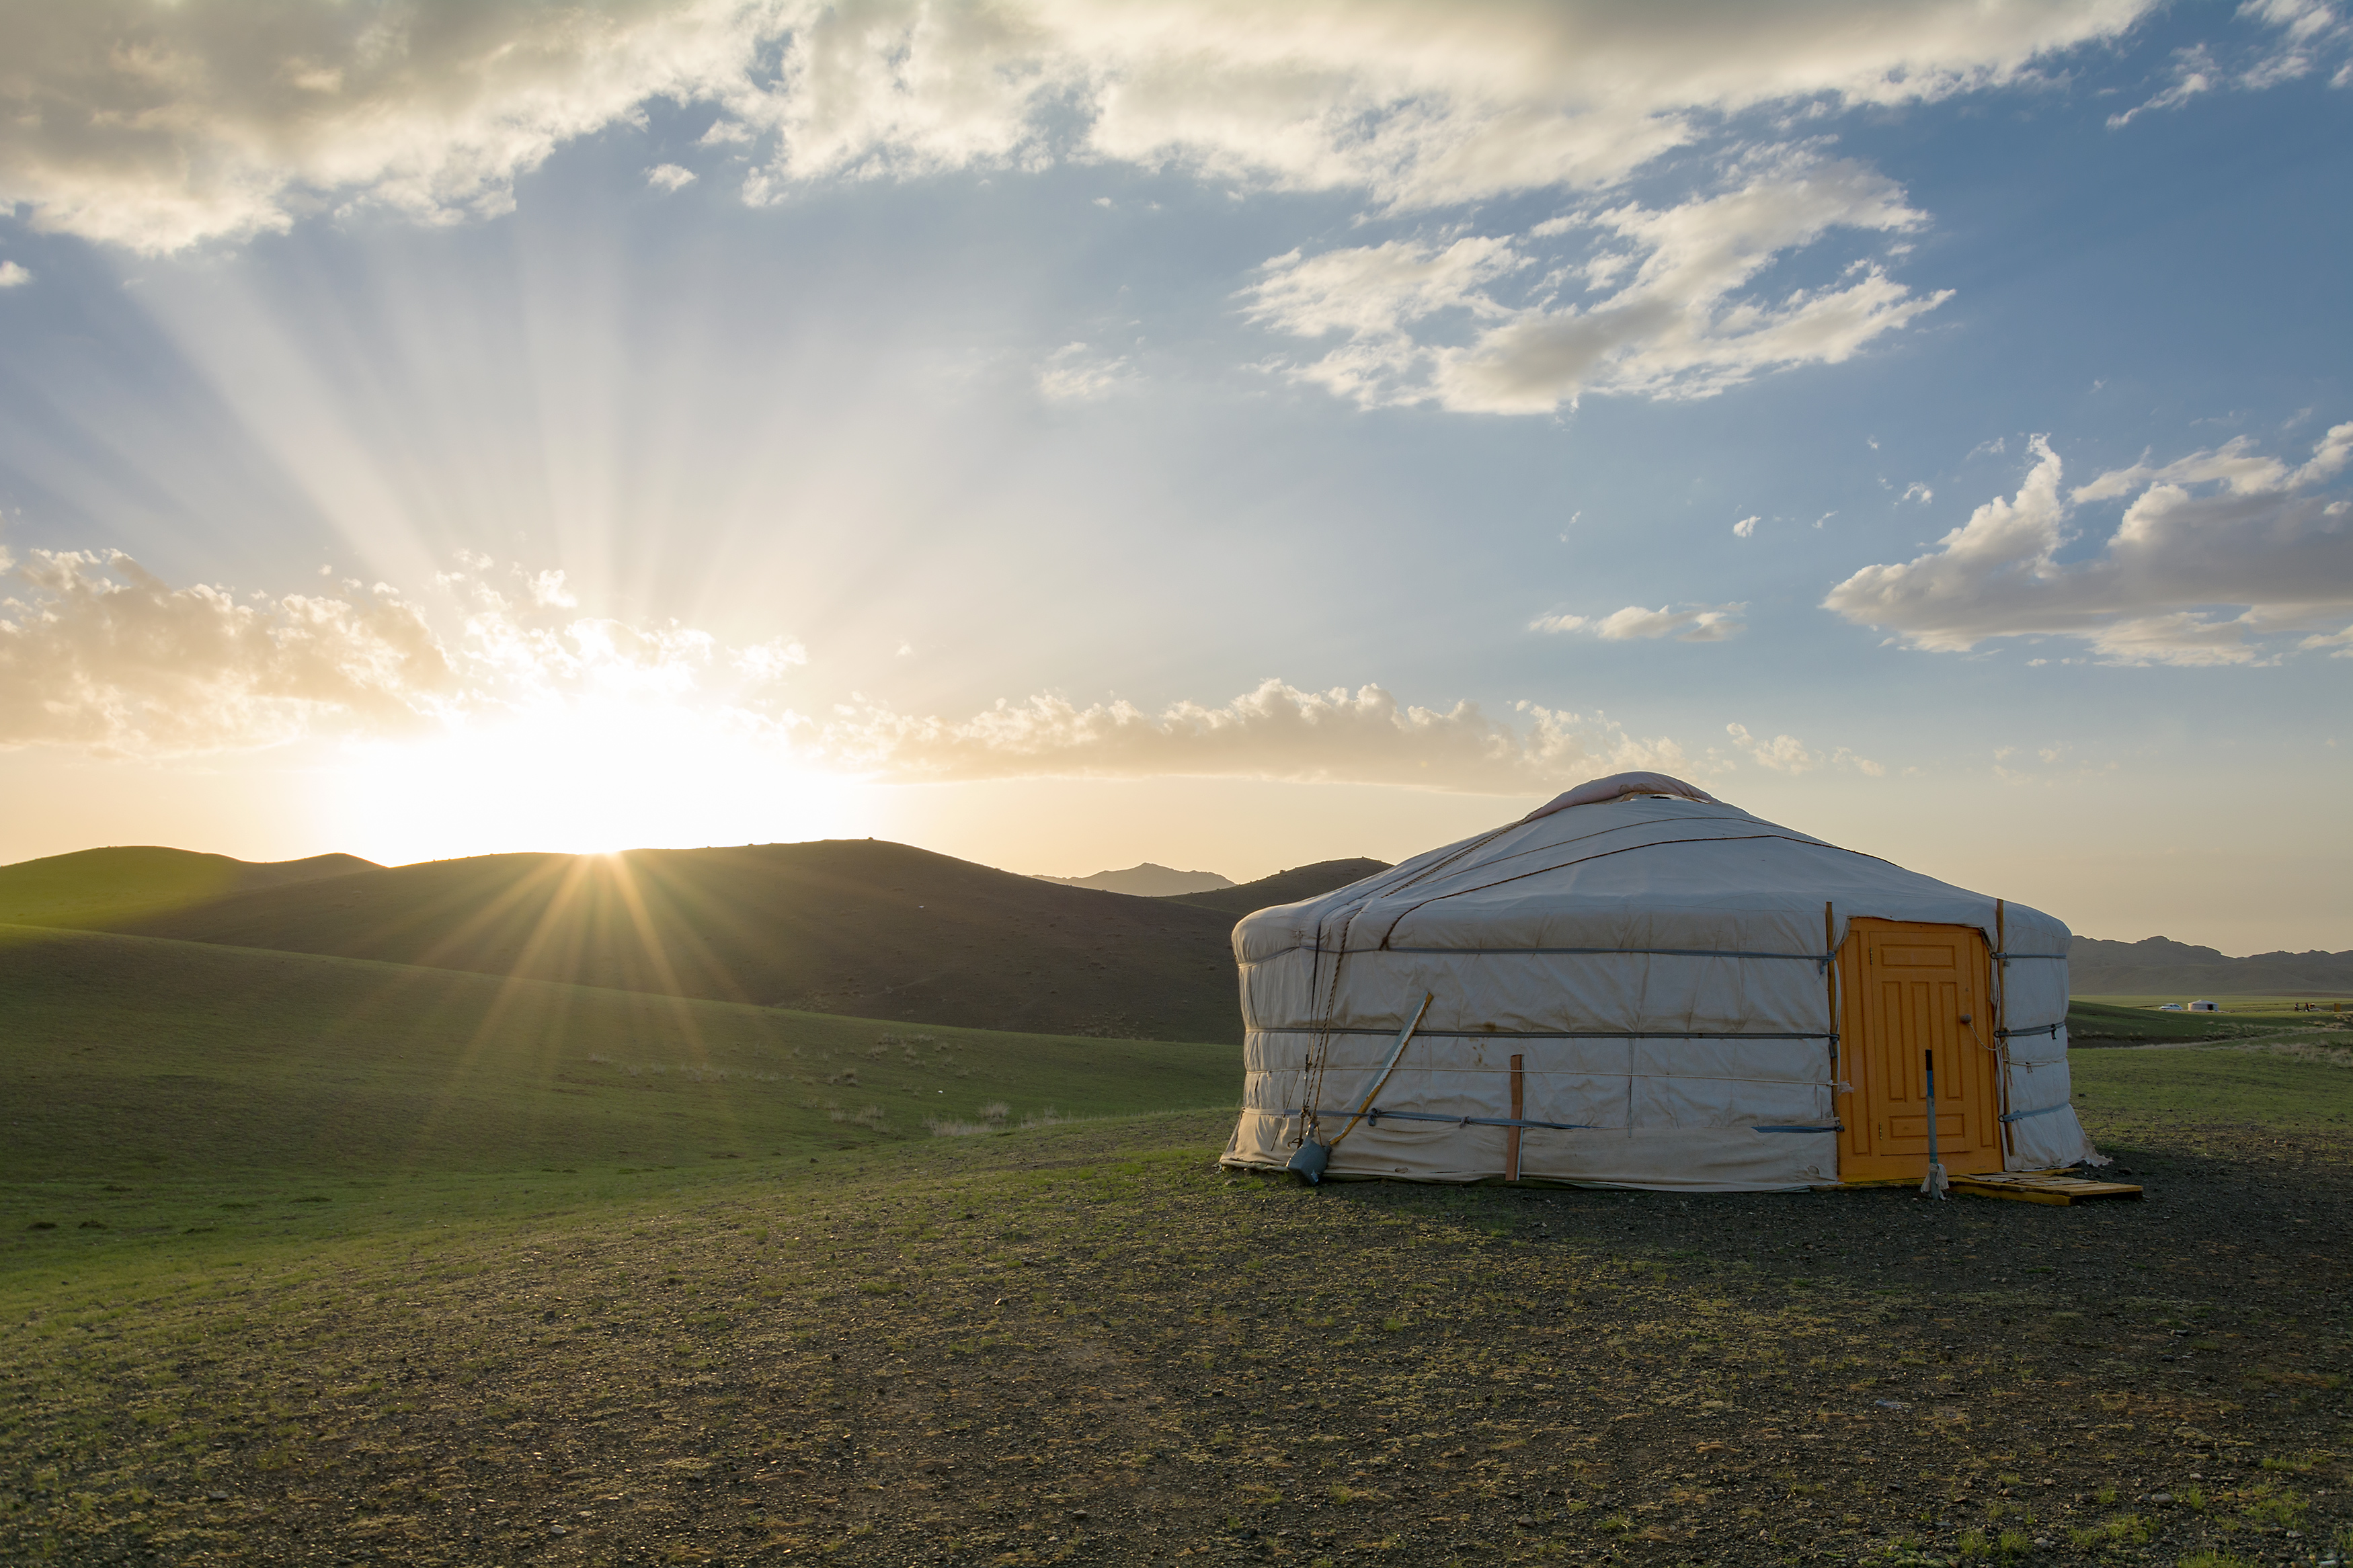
[325, 704, 863, 864]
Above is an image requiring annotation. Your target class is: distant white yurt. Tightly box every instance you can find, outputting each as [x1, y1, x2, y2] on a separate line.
[2188, 999, 2221, 1012]
[1222, 773, 2095, 1191]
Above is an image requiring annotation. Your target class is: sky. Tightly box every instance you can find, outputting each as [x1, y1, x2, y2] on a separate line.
[0, 0, 2348, 954]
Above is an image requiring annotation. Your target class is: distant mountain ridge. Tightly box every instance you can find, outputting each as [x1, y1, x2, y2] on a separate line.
[1035, 863, 1236, 897]
[2069, 934, 2353, 995]
[1162, 859, 1392, 917]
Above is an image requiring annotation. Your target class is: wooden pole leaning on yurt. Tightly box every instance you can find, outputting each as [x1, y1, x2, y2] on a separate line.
[1507, 1055, 1525, 1182]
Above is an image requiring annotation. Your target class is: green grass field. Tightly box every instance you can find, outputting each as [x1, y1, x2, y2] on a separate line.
[2075, 993, 2353, 1017]
[0, 924, 1240, 1264]
[2070, 1041, 2353, 1131]
[2065, 996, 2352, 1045]
[6, 927, 2350, 1565]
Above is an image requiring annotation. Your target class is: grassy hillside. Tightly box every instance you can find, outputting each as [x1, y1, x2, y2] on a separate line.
[0, 845, 377, 927]
[0, 925, 1238, 1202]
[1162, 856, 1391, 917]
[72, 839, 1251, 1042]
[2064, 997, 2350, 1044]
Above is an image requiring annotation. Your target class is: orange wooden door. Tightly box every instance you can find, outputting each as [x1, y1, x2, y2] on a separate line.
[1836, 919, 2005, 1182]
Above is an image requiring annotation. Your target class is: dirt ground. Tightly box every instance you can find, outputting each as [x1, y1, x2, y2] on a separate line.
[7, 1114, 2350, 1568]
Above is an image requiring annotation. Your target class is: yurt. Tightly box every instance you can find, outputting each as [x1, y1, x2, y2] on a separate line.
[1221, 772, 2095, 1190]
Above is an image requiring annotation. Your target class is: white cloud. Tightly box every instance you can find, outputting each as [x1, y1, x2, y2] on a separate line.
[0, 260, 30, 287]
[1035, 341, 1132, 403]
[0, 550, 810, 755]
[645, 162, 699, 191]
[524, 568, 578, 609]
[1531, 604, 1745, 641]
[1733, 515, 1759, 538]
[2299, 624, 2353, 657]
[1724, 723, 1817, 773]
[1245, 153, 1952, 411]
[2109, 1, 2350, 126]
[1901, 481, 1934, 505]
[815, 677, 1687, 792]
[1725, 723, 1886, 776]
[0, 1, 775, 253]
[1593, 603, 1747, 642]
[0, 2, 2155, 253]
[0, 549, 458, 753]
[1823, 423, 2353, 665]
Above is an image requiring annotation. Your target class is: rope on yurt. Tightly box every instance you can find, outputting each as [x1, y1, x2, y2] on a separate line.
[1993, 899, 2015, 1159]
[1823, 901, 1844, 1128]
[1292, 819, 1521, 1150]
[1277, 1106, 1592, 1132]
[1295, 902, 1363, 1147]
[1324, 992, 1433, 1150]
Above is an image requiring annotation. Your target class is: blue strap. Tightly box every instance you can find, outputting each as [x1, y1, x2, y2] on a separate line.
[2000, 1102, 2073, 1124]
[1753, 1123, 1842, 1133]
[1277, 1106, 1591, 1131]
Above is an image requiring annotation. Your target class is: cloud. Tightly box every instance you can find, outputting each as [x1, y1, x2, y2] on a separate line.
[1, 554, 1897, 792]
[1900, 481, 1934, 504]
[0, 2, 2156, 253]
[1725, 723, 1886, 776]
[1587, 603, 1747, 642]
[1733, 515, 1759, 538]
[2109, 1, 2350, 126]
[815, 677, 1687, 792]
[0, 549, 458, 753]
[0, 550, 809, 756]
[1244, 153, 1952, 411]
[0, 260, 29, 287]
[645, 163, 699, 191]
[1823, 423, 2353, 665]
[1035, 341, 1132, 402]
[1724, 723, 1817, 773]
[0, 1, 774, 253]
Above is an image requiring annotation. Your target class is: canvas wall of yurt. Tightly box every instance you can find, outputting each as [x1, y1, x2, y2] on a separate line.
[1220, 773, 2096, 1191]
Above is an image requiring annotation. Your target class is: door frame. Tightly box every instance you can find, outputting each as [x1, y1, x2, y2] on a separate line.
[1834, 918, 2006, 1183]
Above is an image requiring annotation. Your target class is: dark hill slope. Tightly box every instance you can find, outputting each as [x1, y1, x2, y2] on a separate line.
[100, 840, 1246, 1042]
[0, 846, 379, 928]
[1164, 858, 1391, 918]
[2069, 934, 2353, 995]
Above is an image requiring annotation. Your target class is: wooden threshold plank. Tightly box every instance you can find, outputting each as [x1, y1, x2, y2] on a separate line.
[1948, 1171, 2143, 1204]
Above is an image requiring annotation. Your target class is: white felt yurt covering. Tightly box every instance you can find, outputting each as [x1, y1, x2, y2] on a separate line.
[1221, 774, 2095, 1190]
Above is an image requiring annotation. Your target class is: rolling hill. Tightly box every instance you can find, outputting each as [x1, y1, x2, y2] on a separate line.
[1162, 858, 1390, 917]
[5, 841, 1391, 1043]
[0, 845, 379, 927]
[83, 840, 1238, 1042]
[1035, 862, 1236, 896]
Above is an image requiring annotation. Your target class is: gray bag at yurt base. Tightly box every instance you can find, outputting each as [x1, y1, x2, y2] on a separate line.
[1221, 772, 2095, 1192]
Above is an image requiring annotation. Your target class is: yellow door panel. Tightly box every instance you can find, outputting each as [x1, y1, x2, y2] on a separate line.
[1835, 919, 2005, 1184]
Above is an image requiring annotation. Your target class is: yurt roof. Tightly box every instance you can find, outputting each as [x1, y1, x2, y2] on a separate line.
[1234, 774, 2068, 964]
